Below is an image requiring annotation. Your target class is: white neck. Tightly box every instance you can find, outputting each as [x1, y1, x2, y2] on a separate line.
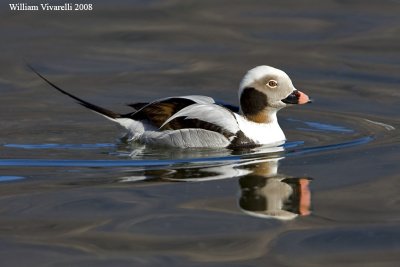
[234, 112, 286, 145]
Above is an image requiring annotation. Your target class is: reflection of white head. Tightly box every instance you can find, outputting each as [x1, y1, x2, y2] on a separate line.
[239, 176, 298, 220]
[238, 156, 311, 221]
[240, 178, 298, 221]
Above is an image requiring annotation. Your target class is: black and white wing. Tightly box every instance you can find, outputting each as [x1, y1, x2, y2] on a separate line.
[122, 95, 215, 128]
[160, 103, 240, 138]
[127, 100, 243, 147]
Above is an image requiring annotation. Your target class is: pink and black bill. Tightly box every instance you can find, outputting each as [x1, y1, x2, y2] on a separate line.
[282, 90, 311, 105]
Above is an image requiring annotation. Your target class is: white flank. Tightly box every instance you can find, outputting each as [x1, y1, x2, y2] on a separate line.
[139, 129, 231, 148]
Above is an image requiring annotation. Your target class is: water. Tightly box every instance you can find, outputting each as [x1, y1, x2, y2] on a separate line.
[1, 1, 400, 266]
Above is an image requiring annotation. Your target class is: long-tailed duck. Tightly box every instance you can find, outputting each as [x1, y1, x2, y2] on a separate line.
[29, 65, 311, 148]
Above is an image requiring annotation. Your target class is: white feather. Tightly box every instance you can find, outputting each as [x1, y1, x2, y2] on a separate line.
[160, 104, 240, 134]
[178, 95, 215, 104]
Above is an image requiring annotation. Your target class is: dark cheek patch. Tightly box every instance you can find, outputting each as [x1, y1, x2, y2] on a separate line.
[240, 87, 268, 116]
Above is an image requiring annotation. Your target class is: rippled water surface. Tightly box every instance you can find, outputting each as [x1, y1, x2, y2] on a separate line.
[1, 1, 400, 266]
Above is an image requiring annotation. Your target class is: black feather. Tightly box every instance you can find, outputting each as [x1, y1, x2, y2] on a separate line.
[28, 64, 120, 119]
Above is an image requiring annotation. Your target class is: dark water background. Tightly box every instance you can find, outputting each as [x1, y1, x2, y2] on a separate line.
[1, 0, 400, 266]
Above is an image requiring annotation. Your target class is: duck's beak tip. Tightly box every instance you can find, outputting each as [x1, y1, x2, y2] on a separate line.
[297, 90, 310, 105]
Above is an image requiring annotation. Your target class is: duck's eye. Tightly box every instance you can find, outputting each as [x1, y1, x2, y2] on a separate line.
[267, 80, 278, 88]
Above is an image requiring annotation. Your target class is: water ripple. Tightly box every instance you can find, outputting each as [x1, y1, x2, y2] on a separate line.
[0, 137, 374, 168]
[1, 113, 395, 168]
[3, 143, 116, 150]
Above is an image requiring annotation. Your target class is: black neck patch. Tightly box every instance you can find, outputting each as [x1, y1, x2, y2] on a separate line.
[240, 87, 268, 116]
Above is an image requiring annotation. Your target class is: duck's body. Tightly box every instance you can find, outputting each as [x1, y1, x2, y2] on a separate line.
[115, 95, 285, 148]
[29, 65, 310, 148]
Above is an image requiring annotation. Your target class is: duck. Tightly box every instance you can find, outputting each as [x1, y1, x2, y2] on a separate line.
[29, 65, 311, 148]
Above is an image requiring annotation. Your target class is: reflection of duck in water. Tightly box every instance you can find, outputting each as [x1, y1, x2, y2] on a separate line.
[117, 146, 311, 220]
[239, 159, 311, 220]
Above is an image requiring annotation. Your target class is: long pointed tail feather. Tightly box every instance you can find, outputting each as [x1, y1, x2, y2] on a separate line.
[27, 64, 120, 119]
